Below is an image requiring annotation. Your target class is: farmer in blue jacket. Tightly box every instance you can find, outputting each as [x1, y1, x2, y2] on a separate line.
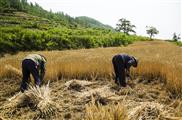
[112, 54, 138, 87]
[20, 54, 47, 92]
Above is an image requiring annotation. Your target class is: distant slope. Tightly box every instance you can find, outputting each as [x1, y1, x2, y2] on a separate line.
[0, 0, 113, 30]
[75, 16, 113, 30]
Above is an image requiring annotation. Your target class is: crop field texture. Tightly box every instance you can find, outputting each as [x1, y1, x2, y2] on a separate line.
[0, 41, 182, 119]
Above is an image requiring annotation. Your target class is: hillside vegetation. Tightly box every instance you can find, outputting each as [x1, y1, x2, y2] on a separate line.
[75, 16, 113, 29]
[0, 0, 150, 54]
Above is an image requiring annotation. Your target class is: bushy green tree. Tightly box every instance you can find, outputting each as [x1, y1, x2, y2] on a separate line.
[146, 26, 159, 39]
[116, 18, 136, 35]
[172, 33, 180, 42]
[0, 0, 10, 8]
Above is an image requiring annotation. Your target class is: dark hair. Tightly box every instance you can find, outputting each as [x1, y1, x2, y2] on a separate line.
[132, 56, 138, 67]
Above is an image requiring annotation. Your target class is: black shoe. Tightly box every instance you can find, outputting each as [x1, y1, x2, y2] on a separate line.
[119, 83, 127, 87]
[115, 80, 120, 86]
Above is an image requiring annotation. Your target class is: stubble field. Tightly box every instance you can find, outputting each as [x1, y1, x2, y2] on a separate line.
[0, 41, 182, 120]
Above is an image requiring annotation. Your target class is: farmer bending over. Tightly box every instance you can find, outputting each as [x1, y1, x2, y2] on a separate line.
[20, 54, 47, 92]
[112, 54, 138, 87]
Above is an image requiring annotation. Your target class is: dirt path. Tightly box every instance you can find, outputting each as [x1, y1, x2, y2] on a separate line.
[0, 78, 181, 120]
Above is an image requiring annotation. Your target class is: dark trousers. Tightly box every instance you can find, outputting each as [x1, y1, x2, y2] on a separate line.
[20, 59, 41, 92]
[112, 55, 126, 87]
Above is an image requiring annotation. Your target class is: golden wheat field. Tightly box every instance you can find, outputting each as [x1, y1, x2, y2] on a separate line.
[0, 41, 182, 120]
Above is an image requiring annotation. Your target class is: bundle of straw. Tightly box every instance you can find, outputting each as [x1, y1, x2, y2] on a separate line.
[24, 82, 58, 118]
[5, 82, 58, 119]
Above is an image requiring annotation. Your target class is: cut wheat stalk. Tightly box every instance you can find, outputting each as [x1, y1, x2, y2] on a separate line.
[24, 82, 58, 118]
[4, 82, 58, 119]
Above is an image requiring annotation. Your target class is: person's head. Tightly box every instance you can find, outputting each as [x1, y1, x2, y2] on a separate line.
[39, 54, 47, 63]
[132, 56, 138, 67]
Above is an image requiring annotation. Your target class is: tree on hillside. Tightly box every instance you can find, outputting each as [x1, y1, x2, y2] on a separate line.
[0, 0, 26, 12]
[172, 33, 180, 42]
[115, 18, 136, 35]
[146, 26, 159, 39]
[9, 0, 22, 10]
[0, 0, 10, 8]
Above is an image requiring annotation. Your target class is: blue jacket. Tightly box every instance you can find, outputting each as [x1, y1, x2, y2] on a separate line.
[116, 54, 136, 70]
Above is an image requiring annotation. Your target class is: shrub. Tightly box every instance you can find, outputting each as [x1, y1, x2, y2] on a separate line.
[0, 26, 150, 53]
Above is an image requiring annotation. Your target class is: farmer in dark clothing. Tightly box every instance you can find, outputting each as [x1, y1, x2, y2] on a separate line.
[112, 54, 138, 87]
[20, 54, 47, 92]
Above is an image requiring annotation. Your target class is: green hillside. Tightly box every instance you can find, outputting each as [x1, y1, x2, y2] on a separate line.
[0, 0, 150, 54]
[75, 16, 113, 30]
[0, 0, 112, 29]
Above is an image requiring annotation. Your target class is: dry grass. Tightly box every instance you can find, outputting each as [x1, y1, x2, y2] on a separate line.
[170, 100, 182, 117]
[2, 83, 58, 119]
[0, 41, 182, 96]
[128, 102, 171, 120]
[85, 101, 128, 120]
[25, 83, 58, 118]
[4, 64, 22, 79]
